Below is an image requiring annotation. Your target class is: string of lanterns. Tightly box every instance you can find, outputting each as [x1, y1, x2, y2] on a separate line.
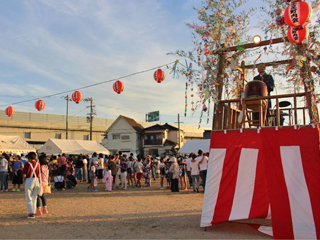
[277, 0, 313, 45]
[4, 68, 167, 117]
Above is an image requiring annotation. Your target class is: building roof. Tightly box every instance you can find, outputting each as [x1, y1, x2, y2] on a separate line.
[144, 123, 181, 132]
[106, 115, 144, 134]
[164, 139, 177, 146]
[121, 115, 144, 133]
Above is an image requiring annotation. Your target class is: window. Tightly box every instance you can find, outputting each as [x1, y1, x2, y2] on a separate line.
[113, 134, 120, 140]
[24, 132, 31, 139]
[144, 134, 162, 145]
[55, 133, 62, 139]
[121, 134, 131, 141]
[83, 135, 89, 140]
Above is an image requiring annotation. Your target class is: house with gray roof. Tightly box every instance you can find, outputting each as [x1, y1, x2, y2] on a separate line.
[143, 123, 184, 156]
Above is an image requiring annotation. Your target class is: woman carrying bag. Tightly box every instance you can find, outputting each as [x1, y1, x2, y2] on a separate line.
[22, 152, 40, 219]
[36, 155, 50, 216]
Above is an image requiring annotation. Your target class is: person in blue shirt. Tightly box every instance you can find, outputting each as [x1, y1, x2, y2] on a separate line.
[12, 155, 24, 192]
[20, 154, 27, 166]
[120, 158, 127, 189]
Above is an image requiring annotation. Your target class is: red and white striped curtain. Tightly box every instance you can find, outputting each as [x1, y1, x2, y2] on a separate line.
[201, 127, 320, 239]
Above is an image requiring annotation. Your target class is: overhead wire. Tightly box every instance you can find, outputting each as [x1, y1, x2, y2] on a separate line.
[70, 107, 88, 117]
[0, 61, 177, 107]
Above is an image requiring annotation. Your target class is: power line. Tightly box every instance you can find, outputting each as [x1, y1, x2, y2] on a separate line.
[0, 61, 176, 107]
[70, 107, 88, 116]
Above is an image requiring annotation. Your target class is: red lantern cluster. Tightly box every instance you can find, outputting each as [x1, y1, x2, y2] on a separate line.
[35, 100, 45, 111]
[72, 91, 82, 104]
[153, 69, 166, 83]
[5, 106, 14, 117]
[282, 0, 312, 45]
[113, 80, 124, 94]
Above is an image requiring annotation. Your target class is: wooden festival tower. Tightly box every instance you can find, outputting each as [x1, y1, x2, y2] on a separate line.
[211, 37, 319, 130]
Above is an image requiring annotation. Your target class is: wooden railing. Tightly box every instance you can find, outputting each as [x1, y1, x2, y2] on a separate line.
[213, 92, 310, 130]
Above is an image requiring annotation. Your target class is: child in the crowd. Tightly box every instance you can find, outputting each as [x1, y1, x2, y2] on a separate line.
[66, 171, 77, 189]
[89, 160, 98, 192]
[103, 165, 113, 191]
[144, 159, 151, 187]
[54, 170, 65, 190]
[159, 158, 166, 190]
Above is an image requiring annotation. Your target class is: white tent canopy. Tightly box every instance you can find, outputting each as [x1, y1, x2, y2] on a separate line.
[0, 135, 36, 154]
[39, 139, 110, 155]
[179, 139, 210, 154]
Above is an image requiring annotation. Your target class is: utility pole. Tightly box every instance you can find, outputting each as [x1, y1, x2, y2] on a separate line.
[84, 98, 95, 140]
[174, 114, 183, 150]
[65, 95, 72, 139]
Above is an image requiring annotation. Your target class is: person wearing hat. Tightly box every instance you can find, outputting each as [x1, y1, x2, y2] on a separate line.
[89, 160, 98, 192]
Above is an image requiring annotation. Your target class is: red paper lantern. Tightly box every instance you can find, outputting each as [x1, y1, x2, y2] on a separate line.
[153, 69, 166, 83]
[5, 106, 14, 117]
[35, 100, 45, 111]
[72, 91, 82, 104]
[287, 26, 309, 44]
[113, 80, 124, 94]
[284, 1, 312, 29]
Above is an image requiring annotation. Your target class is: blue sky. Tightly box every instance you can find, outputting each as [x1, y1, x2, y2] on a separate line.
[0, 0, 273, 127]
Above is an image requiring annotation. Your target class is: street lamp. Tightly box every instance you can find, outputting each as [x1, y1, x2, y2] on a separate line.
[253, 35, 261, 44]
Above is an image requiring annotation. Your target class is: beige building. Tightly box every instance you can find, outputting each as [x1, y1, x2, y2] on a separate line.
[0, 110, 112, 149]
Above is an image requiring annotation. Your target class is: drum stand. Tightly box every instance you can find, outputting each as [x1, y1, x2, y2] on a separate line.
[242, 99, 268, 128]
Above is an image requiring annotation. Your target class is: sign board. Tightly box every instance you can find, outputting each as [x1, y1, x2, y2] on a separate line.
[147, 111, 160, 122]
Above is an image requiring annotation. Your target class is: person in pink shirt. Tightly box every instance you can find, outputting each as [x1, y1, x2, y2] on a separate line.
[57, 153, 67, 176]
[36, 155, 49, 216]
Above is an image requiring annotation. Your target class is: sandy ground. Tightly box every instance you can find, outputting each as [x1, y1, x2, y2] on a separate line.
[0, 179, 272, 239]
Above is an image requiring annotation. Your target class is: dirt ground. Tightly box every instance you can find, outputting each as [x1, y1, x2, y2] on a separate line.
[0, 179, 271, 239]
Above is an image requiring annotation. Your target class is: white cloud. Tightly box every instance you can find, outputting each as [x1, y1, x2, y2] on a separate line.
[0, 0, 213, 127]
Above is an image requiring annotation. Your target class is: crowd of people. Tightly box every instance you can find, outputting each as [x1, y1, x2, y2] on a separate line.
[0, 149, 209, 219]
